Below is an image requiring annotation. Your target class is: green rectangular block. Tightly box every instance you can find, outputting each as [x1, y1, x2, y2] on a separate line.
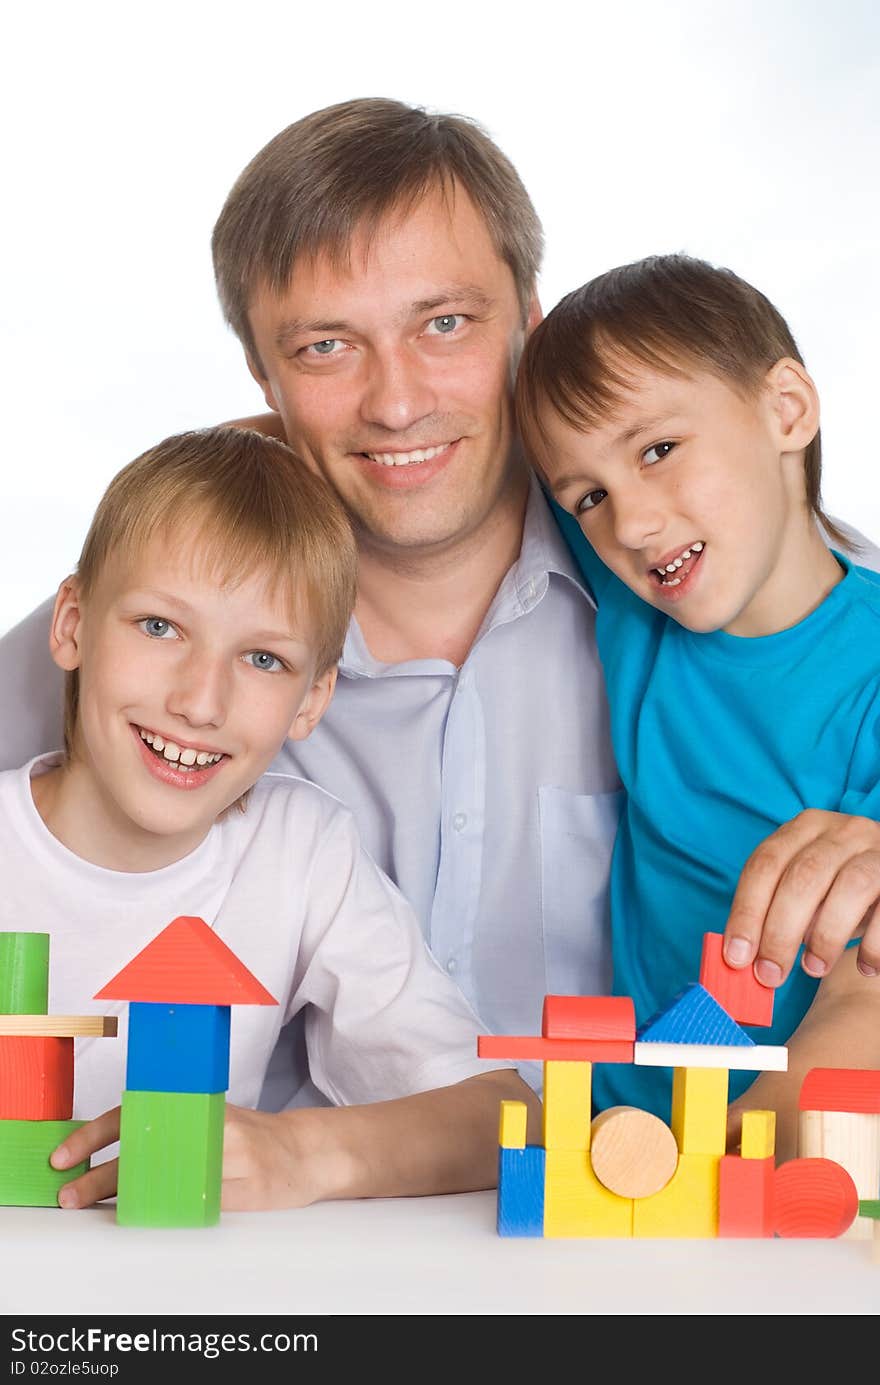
[0, 1118, 88, 1205]
[117, 1089, 224, 1227]
[0, 933, 50, 1014]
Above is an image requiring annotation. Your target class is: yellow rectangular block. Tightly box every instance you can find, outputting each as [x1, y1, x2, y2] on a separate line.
[544, 1148, 633, 1238]
[632, 1153, 720, 1238]
[499, 1100, 528, 1149]
[542, 1061, 591, 1151]
[741, 1109, 776, 1159]
[671, 1066, 729, 1154]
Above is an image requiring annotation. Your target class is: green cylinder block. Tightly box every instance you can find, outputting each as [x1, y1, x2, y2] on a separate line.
[0, 933, 50, 1014]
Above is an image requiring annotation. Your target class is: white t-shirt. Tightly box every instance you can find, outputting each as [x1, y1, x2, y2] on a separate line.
[0, 755, 499, 1121]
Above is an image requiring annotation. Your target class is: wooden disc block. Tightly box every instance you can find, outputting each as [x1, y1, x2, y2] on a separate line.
[590, 1105, 679, 1198]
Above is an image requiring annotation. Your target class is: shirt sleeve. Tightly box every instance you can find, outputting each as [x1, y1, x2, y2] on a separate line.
[292, 807, 513, 1106]
[0, 596, 64, 772]
[548, 492, 619, 607]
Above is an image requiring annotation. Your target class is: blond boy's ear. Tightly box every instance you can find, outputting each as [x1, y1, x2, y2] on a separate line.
[49, 577, 84, 672]
[765, 357, 820, 453]
[287, 666, 338, 743]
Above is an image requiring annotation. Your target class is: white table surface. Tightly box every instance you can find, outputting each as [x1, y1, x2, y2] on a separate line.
[1, 1191, 877, 1316]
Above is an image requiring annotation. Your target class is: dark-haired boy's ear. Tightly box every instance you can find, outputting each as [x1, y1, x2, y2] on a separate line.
[766, 357, 820, 452]
[287, 666, 338, 743]
[245, 352, 281, 414]
[49, 577, 84, 673]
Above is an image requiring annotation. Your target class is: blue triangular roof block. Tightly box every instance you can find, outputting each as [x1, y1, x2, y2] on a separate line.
[637, 983, 755, 1046]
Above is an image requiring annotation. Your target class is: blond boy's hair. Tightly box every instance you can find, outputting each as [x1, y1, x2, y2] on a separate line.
[63, 426, 357, 759]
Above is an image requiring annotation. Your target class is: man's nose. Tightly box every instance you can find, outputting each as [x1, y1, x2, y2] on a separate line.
[359, 346, 438, 432]
[164, 650, 229, 731]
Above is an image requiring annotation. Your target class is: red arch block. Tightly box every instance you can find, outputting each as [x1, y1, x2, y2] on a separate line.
[773, 1158, 858, 1238]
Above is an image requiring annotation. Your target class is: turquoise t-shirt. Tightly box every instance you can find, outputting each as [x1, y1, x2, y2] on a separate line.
[552, 500, 880, 1120]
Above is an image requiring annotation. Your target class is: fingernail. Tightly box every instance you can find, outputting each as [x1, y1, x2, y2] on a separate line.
[57, 1187, 79, 1209]
[725, 937, 751, 967]
[51, 1147, 71, 1169]
[755, 958, 782, 987]
[858, 961, 878, 977]
[802, 951, 827, 977]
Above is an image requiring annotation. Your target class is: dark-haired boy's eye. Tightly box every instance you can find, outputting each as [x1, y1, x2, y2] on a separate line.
[644, 441, 675, 465]
[576, 489, 607, 514]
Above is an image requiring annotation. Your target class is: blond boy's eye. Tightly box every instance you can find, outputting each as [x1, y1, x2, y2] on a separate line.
[644, 441, 675, 465]
[138, 617, 175, 639]
[246, 651, 282, 673]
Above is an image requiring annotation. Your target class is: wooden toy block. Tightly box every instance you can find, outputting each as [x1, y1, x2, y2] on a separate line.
[590, 1106, 678, 1198]
[498, 1147, 545, 1236]
[798, 1108, 880, 1239]
[0, 1119, 87, 1205]
[637, 983, 755, 1047]
[95, 916, 278, 1006]
[717, 1154, 774, 1237]
[859, 1201, 880, 1264]
[542, 1060, 591, 1150]
[773, 1157, 858, 1238]
[499, 1100, 528, 1149]
[126, 1002, 230, 1094]
[478, 1036, 633, 1062]
[0, 932, 49, 1014]
[544, 1148, 633, 1238]
[0, 1035, 73, 1119]
[740, 1109, 776, 1160]
[634, 1041, 788, 1072]
[116, 1089, 225, 1227]
[541, 995, 635, 1041]
[670, 1066, 729, 1155]
[798, 1067, 880, 1114]
[0, 1015, 118, 1037]
[698, 932, 774, 1027]
[631, 1152, 720, 1238]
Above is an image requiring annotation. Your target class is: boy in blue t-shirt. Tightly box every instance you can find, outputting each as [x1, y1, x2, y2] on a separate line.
[516, 253, 880, 1158]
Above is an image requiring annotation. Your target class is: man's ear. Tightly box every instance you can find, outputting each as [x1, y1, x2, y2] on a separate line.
[49, 577, 84, 672]
[245, 352, 281, 414]
[287, 666, 338, 743]
[525, 292, 543, 338]
[765, 357, 819, 453]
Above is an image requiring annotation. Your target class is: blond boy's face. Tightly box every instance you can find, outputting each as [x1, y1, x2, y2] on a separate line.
[540, 360, 821, 637]
[51, 534, 335, 867]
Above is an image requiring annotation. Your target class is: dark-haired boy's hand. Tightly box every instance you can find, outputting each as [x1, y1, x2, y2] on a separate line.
[722, 809, 880, 987]
[50, 1106, 121, 1208]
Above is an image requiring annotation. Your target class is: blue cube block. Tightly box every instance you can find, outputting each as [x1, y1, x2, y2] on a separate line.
[498, 1146, 545, 1237]
[126, 1002, 230, 1094]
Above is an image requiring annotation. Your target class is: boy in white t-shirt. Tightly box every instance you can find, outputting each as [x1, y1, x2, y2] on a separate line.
[1, 425, 537, 1210]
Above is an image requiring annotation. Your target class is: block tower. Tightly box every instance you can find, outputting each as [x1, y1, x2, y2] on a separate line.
[94, 915, 278, 1228]
[0, 931, 117, 1206]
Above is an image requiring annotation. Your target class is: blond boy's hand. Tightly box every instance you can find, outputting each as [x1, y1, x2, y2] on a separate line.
[722, 809, 880, 987]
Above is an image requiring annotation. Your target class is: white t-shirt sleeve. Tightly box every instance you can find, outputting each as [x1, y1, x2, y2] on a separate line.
[0, 596, 64, 771]
[291, 805, 505, 1105]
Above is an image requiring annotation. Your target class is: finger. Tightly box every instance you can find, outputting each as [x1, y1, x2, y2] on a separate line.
[723, 812, 831, 969]
[57, 1157, 119, 1209]
[800, 850, 880, 979]
[752, 839, 857, 986]
[856, 898, 880, 977]
[50, 1106, 121, 1172]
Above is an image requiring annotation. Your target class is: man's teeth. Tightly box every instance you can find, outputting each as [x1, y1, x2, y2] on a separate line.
[138, 728, 223, 770]
[366, 444, 448, 467]
[655, 541, 704, 583]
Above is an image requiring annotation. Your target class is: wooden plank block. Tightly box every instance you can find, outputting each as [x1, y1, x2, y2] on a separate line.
[126, 1002, 230, 1094]
[498, 1147, 545, 1237]
[590, 1106, 678, 1198]
[634, 1041, 788, 1072]
[798, 1109, 880, 1239]
[798, 1068, 880, 1114]
[718, 1154, 774, 1237]
[541, 996, 635, 1041]
[0, 1119, 88, 1206]
[0, 1036, 73, 1119]
[116, 1089, 225, 1227]
[96, 916, 277, 1006]
[637, 983, 754, 1047]
[542, 1061, 591, 1151]
[698, 932, 774, 1027]
[773, 1157, 858, 1238]
[0, 1016, 118, 1037]
[0, 933, 50, 1015]
[478, 1036, 633, 1062]
[544, 1148, 633, 1238]
[671, 1066, 729, 1156]
[740, 1109, 776, 1160]
[499, 1100, 528, 1149]
[632, 1152, 720, 1238]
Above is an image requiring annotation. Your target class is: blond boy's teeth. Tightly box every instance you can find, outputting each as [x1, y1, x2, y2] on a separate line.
[138, 727, 223, 768]
[366, 444, 448, 467]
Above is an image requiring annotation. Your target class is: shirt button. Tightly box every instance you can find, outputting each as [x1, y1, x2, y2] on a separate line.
[447, 958, 457, 974]
[452, 812, 467, 832]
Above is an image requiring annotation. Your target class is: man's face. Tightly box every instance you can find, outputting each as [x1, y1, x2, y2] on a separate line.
[247, 185, 535, 558]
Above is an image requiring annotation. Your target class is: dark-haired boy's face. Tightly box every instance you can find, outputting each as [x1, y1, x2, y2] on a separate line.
[246, 185, 538, 561]
[541, 361, 824, 637]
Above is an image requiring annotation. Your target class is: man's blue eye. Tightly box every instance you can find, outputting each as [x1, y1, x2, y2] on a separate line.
[431, 315, 459, 334]
[311, 339, 339, 355]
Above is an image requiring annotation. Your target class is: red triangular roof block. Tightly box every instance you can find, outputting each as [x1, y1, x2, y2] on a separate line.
[94, 916, 278, 1006]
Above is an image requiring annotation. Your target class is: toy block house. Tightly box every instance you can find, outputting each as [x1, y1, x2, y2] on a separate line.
[94, 916, 277, 1228]
[0, 932, 117, 1206]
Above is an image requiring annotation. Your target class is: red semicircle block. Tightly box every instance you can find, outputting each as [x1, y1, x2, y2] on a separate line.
[773, 1157, 858, 1238]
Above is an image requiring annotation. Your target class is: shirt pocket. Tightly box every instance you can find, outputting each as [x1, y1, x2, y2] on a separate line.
[539, 785, 622, 997]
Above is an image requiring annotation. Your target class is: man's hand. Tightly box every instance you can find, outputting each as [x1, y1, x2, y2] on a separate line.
[723, 809, 880, 987]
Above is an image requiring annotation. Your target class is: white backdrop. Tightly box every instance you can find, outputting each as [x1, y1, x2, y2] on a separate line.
[2, 0, 878, 635]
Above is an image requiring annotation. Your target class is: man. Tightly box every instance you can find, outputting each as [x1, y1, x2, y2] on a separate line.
[3, 99, 879, 1109]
